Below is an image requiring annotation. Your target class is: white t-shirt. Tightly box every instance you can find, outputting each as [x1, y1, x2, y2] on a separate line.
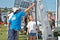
[7, 12, 13, 28]
[27, 21, 41, 33]
[7, 12, 13, 25]
[8, 12, 13, 20]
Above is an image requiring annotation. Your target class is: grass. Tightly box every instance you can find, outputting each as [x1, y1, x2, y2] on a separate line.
[0, 25, 27, 40]
[0, 25, 42, 40]
[0, 25, 7, 40]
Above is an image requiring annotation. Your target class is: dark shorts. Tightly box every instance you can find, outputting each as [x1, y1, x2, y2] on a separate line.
[28, 33, 36, 36]
[8, 29, 18, 40]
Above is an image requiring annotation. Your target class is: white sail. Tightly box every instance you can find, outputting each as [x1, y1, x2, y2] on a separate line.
[36, 0, 53, 40]
[58, 0, 60, 27]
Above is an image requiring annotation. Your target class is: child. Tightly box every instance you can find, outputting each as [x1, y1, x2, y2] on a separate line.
[27, 14, 37, 40]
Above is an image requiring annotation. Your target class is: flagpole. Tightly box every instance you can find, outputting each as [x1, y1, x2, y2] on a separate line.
[34, 0, 38, 40]
[35, 0, 37, 25]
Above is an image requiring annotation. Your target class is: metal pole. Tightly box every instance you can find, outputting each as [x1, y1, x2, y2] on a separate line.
[35, 0, 37, 26]
[57, 0, 59, 28]
[34, 0, 38, 40]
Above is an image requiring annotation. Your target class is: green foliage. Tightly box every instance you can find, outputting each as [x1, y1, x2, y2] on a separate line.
[4, 7, 8, 12]
[53, 32, 60, 37]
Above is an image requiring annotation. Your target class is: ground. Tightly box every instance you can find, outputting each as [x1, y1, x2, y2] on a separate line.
[0, 25, 42, 40]
[0, 24, 59, 40]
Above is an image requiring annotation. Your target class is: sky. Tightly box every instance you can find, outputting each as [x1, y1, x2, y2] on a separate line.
[0, 0, 56, 11]
[0, 0, 15, 8]
[43, 0, 56, 11]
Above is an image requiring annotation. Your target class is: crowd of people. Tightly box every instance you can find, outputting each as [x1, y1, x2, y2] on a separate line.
[6, 3, 38, 40]
[0, 2, 56, 40]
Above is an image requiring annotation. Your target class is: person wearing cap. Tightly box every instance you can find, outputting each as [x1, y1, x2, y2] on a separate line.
[8, 3, 35, 40]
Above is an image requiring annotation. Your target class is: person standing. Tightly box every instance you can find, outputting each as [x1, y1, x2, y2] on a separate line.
[27, 14, 38, 40]
[51, 14, 56, 30]
[7, 3, 35, 40]
[7, 11, 13, 30]
[48, 13, 52, 29]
